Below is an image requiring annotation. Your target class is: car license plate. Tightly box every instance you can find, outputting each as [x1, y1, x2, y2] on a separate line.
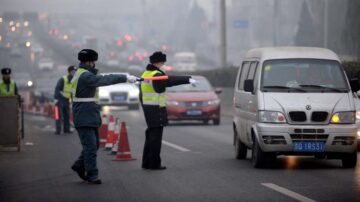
[186, 110, 202, 116]
[114, 96, 125, 101]
[293, 141, 325, 152]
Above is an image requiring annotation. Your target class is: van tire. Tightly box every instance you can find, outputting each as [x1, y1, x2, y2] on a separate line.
[252, 139, 267, 168]
[213, 119, 220, 125]
[235, 137, 247, 160]
[341, 151, 357, 168]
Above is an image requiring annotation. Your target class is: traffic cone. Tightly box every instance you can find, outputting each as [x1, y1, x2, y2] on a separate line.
[104, 115, 116, 150]
[113, 122, 136, 161]
[110, 120, 121, 155]
[99, 114, 108, 148]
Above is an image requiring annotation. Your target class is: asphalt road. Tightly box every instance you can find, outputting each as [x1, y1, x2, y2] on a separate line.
[1, 109, 360, 202]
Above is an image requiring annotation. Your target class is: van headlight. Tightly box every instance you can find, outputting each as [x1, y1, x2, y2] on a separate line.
[356, 111, 360, 120]
[331, 112, 355, 124]
[259, 111, 286, 123]
[206, 99, 220, 105]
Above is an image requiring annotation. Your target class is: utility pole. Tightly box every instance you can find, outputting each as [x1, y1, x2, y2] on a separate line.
[323, 0, 328, 48]
[220, 0, 227, 68]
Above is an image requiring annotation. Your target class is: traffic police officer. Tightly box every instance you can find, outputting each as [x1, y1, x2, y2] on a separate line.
[54, 66, 75, 134]
[0, 68, 18, 96]
[140, 51, 196, 170]
[71, 49, 138, 184]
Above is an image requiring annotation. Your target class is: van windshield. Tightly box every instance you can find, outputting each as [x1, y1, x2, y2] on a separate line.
[261, 59, 349, 93]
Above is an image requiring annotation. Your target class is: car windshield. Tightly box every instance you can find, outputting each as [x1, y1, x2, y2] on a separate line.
[261, 59, 349, 93]
[167, 78, 212, 92]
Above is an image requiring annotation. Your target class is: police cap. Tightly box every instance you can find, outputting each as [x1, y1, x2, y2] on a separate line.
[150, 51, 166, 64]
[78, 49, 98, 62]
[67, 65, 75, 73]
[1, 68, 11, 75]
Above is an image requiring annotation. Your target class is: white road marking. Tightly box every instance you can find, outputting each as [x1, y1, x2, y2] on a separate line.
[261, 183, 316, 202]
[162, 140, 191, 152]
[25, 142, 34, 146]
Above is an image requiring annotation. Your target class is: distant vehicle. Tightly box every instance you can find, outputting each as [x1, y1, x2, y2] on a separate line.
[13, 72, 33, 89]
[38, 58, 54, 70]
[106, 59, 120, 67]
[173, 52, 197, 72]
[10, 47, 22, 57]
[98, 73, 140, 110]
[127, 65, 143, 72]
[354, 97, 360, 150]
[166, 75, 221, 125]
[233, 47, 359, 168]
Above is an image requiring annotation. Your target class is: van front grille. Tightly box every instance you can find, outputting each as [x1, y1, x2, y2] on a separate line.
[290, 134, 328, 142]
[311, 111, 328, 122]
[289, 111, 306, 122]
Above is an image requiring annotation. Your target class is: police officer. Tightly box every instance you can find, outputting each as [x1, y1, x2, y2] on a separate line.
[0, 68, 18, 96]
[140, 51, 196, 170]
[71, 49, 138, 184]
[54, 66, 75, 135]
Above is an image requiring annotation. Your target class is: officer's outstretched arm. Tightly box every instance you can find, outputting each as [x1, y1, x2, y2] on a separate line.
[85, 73, 127, 87]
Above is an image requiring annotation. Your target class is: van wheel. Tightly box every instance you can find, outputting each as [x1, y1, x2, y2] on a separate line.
[341, 151, 357, 168]
[213, 119, 220, 125]
[235, 136, 247, 160]
[203, 120, 209, 125]
[252, 139, 267, 168]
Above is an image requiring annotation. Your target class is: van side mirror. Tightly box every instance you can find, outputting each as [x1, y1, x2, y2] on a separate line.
[349, 78, 359, 92]
[214, 87, 222, 94]
[244, 79, 254, 93]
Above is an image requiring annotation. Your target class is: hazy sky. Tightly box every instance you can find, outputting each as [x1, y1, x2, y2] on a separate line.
[0, 0, 215, 17]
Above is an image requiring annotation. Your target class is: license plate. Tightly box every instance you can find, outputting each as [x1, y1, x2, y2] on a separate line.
[114, 96, 125, 101]
[293, 141, 325, 152]
[186, 110, 202, 116]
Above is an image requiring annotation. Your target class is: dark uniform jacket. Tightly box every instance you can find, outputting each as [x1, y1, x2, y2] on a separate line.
[72, 63, 127, 128]
[140, 64, 191, 127]
[54, 75, 73, 102]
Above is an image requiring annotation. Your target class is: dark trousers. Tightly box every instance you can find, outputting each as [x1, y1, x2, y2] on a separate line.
[55, 100, 70, 133]
[142, 126, 164, 168]
[72, 127, 100, 181]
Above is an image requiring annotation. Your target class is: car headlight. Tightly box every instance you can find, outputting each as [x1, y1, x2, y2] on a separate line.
[331, 111, 355, 124]
[99, 90, 109, 97]
[206, 99, 220, 105]
[129, 89, 139, 97]
[259, 111, 286, 123]
[167, 101, 180, 106]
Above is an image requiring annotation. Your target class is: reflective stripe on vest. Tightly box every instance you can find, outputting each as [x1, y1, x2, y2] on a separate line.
[61, 75, 72, 99]
[71, 68, 99, 103]
[0, 79, 15, 96]
[141, 70, 166, 107]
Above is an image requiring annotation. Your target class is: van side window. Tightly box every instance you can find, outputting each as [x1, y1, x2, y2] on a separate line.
[247, 62, 258, 80]
[238, 62, 250, 90]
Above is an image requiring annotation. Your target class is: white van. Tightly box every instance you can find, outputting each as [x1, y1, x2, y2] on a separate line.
[173, 52, 197, 72]
[233, 47, 359, 168]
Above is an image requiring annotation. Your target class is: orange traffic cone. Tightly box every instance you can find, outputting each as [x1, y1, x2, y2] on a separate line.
[99, 115, 108, 148]
[113, 122, 136, 161]
[110, 120, 121, 155]
[104, 115, 116, 150]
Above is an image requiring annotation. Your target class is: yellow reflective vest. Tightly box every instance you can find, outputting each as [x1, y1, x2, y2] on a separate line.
[141, 70, 166, 107]
[71, 68, 98, 102]
[0, 79, 15, 96]
[61, 75, 72, 99]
